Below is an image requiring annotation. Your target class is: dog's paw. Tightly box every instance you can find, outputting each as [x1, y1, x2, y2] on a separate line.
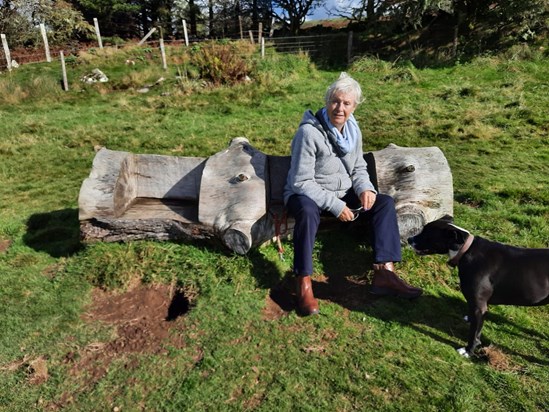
[457, 347, 470, 358]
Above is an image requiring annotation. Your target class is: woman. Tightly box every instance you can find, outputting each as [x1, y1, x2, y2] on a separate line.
[284, 73, 423, 316]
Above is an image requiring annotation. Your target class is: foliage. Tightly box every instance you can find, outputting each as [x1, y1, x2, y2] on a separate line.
[71, 0, 143, 38]
[0, 1, 35, 47]
[189, 40, 256, 85]
[0, 0, 94, 47]
[41, 0, 95, 44]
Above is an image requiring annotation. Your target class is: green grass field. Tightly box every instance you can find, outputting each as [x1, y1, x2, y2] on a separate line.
[0, 43, 548, 411]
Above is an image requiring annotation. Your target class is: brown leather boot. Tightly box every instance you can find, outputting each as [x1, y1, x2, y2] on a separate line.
[371, 262, 423, 299]
[296, 275, 319, 316]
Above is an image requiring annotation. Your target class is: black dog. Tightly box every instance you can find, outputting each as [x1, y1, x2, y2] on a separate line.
[408, 215, 549, 357]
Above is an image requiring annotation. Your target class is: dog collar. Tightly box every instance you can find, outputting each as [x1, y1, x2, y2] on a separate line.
[447, 234, 474, 267]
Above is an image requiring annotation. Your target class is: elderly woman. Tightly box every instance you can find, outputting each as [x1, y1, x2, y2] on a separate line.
[284, 73, 423, 316]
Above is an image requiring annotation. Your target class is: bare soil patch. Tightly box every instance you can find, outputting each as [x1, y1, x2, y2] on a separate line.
[0, 238, 11, 254]
[67, 284, 188, 385]
[480, 345, 522, 372]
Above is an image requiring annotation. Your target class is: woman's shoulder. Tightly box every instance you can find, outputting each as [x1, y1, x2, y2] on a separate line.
[296, 122, 324, 146]
[298, 110, 323, 134]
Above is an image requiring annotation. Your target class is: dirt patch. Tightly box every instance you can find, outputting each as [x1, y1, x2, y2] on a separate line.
[0, 239, 11, 254]
[480, 345, 521, 372]
[0, 355, 48, 385]
[27, 356, 49, 385]
[67, 284, 189, 386]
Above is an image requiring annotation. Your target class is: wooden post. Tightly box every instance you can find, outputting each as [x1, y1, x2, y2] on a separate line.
[159, 38, 167, 70]
[138, 28, 157, 45]
[248, 30, 254, 44]
[182, 20, 189, 46]
[261, 37, 265, 59]
[93, 18, 103, 49]
[40, 23, 51, 63]
[269, 17, 275, 37]
[347, 31, 353, 65]
[1, 34, 11, 71]
[239, 16, 243, 39]
[60, 51, 69, 91]
[258, 22, 263, 45]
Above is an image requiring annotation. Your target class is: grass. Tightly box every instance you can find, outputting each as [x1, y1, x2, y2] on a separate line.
[0, 42, 548, 411]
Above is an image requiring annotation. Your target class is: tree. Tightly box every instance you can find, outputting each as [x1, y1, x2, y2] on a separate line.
[330, 0, 382, 23]
[40, 0, 95, 44]
[173, 0, 204, 38]
[271, 0, 324, 34]
[241, 0, 273, 35]
[71, 0, 141, 38]
[0, 0, 93, 47]
[0, 1, 35, 47]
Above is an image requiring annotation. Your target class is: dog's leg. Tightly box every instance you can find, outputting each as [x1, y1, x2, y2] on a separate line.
[458, 301, 487, 357]
[467, 308, 485, 353]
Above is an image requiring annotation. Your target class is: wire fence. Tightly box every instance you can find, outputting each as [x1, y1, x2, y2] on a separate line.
[0, 28, 355, 71]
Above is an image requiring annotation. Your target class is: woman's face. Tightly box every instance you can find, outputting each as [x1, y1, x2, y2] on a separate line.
[327, 91, 357, 131]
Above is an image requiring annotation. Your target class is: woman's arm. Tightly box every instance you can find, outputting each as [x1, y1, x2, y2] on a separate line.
[288, 126, 346, 217]
[349, 135, 377, 196]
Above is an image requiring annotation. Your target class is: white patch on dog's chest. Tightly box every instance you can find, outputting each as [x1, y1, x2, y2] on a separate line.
[448, 249, 460, 260]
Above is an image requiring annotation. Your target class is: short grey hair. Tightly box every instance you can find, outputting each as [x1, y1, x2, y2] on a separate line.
[324, 72, 363, 107]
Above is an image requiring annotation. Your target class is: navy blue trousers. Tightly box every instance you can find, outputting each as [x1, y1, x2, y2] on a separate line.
[286, 192, 402, 276]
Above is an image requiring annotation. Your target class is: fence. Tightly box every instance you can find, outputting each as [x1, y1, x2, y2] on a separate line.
[0, 18, 356, 72]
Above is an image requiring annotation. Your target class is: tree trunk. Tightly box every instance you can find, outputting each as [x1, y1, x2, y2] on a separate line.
[79, 138, 453, 254]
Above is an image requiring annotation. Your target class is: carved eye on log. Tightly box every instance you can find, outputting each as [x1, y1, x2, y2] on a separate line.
[231, 173, 250, 183]
[398, 164, 415, 173]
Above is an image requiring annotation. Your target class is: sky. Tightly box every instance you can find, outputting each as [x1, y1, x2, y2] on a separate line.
[306, 0, 353, 21]
[307, 2, 335, 20]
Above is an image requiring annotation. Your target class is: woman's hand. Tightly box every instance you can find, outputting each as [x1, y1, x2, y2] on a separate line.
[360, 191, 377, 211]
[337, 206, 355, 222]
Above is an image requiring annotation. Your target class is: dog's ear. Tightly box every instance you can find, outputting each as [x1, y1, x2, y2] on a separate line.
[451, 228, 469, 244]
[440, 215, 454, 223]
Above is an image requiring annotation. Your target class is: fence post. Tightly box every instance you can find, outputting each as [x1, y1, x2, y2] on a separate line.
[248, 30, 254, 44]
[138, 28, 157, 45]
[159, 38, 167, 70]
[93, 18, 103, 49]
[258, 23, 263, 45]
[60, 51, 69, 91]
[261, 37, 265, 59]
[239, 16, 243, 40]
[40, 23, 52, 62]
[1, 34, 11, 71]
[182, 20, 189, 46]
[269, 17, 275, 37]
[347, 31, 353, 65]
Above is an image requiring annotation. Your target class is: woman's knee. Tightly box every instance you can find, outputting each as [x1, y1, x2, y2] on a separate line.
[288, 195, 320, 222]
[374, 193, 395, 210]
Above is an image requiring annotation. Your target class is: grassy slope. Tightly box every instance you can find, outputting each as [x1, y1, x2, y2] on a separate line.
[0, 46, 548, 411]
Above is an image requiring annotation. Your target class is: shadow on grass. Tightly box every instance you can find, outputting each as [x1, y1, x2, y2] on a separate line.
[256, 228, 549, 366]
[23, 208, 83, 257]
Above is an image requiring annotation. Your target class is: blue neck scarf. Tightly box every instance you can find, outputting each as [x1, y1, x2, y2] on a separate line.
[320, 107, 359, 156]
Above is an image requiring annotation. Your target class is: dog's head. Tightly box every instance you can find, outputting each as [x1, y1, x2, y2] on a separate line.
[407, 215, 471, 256]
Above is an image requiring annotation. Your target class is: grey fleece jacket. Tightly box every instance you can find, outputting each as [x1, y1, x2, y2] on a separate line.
[283, 109, 377, 218]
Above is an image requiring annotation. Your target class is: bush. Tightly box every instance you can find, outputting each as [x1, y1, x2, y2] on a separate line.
[189, 41, 255, 85]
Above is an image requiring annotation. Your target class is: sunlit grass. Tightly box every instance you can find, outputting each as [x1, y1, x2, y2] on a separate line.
[0, 49, 548, 410]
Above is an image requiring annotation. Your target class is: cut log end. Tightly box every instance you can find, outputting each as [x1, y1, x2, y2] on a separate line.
[397, 213, 426, 242]
[222, 228, 252, 255]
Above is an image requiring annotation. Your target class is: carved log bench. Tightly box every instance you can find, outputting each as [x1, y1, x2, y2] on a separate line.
[79, 138, 453, 254]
